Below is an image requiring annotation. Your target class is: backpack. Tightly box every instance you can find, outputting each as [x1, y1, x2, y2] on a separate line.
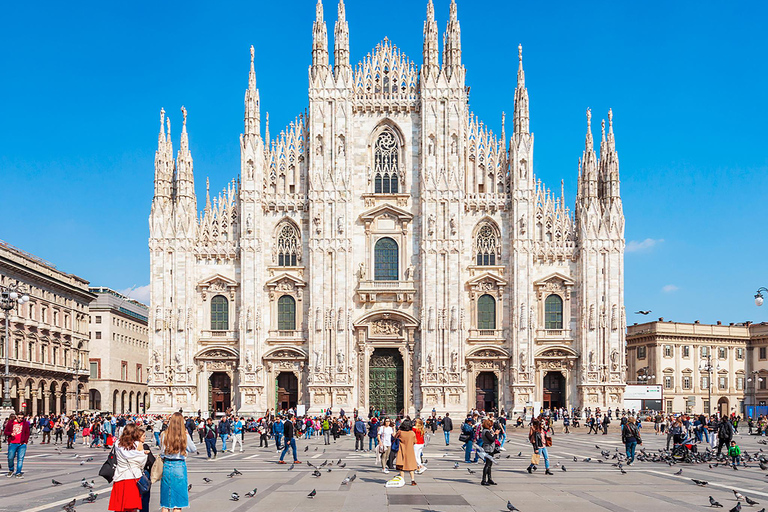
[718, 422, 731, 440]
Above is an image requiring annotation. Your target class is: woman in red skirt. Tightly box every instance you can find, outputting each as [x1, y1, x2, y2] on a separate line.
[109, 423, 149, 512]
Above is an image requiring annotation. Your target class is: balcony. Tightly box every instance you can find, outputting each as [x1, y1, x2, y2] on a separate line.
[266, 329, 305, 345]
[199, 330, 238, 343]
[357, 280, 416, 303]
[535, 329, 573, 342]
[467, 328, 505, 343]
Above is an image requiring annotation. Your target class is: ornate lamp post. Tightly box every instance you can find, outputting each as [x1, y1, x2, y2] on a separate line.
[699, 353, 719, 415]
[69, 357, 81, 412]
[636, 366, 655, 384]
[1, 283, 29, 414]
[754, 287, 768, 306]
[746, 371, 761, 417]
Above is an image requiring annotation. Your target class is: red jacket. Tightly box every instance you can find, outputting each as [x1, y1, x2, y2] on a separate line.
[3, 419, 30, 444]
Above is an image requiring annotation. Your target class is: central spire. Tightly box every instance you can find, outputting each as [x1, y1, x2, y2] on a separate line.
[513, 44, 529, 135]
[442, 0, 462, 75]
[244, 45, 261, 141]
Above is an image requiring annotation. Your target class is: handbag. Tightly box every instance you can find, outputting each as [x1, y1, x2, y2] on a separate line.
[98, 446, 117, 483]
[137, 470, 151, 494]
[531, 452, 541, 465]
[150, 457, 164, 484]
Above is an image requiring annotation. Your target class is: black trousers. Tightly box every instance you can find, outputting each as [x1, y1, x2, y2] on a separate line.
[355, 433, 365, 450]
[717, 438, 729, 457]
[481, 457, 493, 483]
[260, 433, 269, 447]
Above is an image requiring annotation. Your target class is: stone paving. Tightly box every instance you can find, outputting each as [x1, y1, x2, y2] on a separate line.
[4, 425, 768, 511]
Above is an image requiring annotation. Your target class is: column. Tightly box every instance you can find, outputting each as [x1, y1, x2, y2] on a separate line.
[42, 392, 50, 415]
[31, 391, 38, 417]
[54, 392, 61, 415]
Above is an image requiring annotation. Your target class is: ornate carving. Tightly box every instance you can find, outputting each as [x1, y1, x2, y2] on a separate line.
[371, 319, 401, 336]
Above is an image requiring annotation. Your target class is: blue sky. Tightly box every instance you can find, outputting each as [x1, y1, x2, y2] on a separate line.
[1, 0, 766, 324]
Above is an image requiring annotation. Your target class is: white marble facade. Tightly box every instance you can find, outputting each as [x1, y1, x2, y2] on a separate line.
[147, 0, 626, 417]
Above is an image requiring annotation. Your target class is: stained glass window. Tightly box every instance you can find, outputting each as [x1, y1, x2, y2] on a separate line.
[374, 237, 398, 281]
[475, 224, 499, 265]
[544, 294, 563, 329]
[211, 295, 229, 330]
[276, 223, 300, 266]
[477, 294, 496, 330]
[374, 129, 399, 194]
[277, 295, 296, 331]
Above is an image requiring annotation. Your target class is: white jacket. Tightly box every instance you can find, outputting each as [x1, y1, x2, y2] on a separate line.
[113, 442, 148, 482]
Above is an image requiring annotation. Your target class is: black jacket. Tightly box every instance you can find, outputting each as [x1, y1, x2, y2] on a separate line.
[283, 420, 295, 440]
[442, 417, 453, 431]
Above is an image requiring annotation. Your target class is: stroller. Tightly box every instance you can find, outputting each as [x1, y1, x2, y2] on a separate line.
[671, 437, 698, 463]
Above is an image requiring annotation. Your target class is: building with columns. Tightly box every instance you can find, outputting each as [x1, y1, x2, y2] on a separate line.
[148, 0, 627, 417]
[0, 240, 94, 416]
[87, 287, 149, 414]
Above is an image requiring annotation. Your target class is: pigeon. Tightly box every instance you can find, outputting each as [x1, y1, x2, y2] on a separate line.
[517, 451, 522, 457]
[635, 310, 652, 315]
[709, 496, 723, 507]
[338, 463, 346, 468]
[231, 492, 240, 501]
[674, 469, 683, 475]
[583, 458, 592, 462]
[233, 468, 242, 475]
[188, 484, 192, 491]
[64, 499, 77, 509]
[307, 461, 315, 468]
[304, 446, 309, 452]
[52, 479, 63, 486]
[83, 493, 97, 504]
[730, 503, 742, 512]
[312, 470, 322, 477]
[746, 497, 760, 506]
[349, 474, 356, 482]
[308, 489, 316, 498]
[453, 462, 460, 469]
[85, 457, 93, 462]
[337, 459, 342, 465]
[506, 455, 511, 459]
[319, 460, 328, 467]
[227, 472, 237, 478]
[203, 478, 212, 483]
[507, 501, 520, 511]
[342, 477, 351, 485]
[573, 457, 578, 462]
[620, 467, 627, 474]
[326, 469, 332, 473]
[288, 463, 295, 470]
[245, 488, 258, 497]
[734, 490, 745, 501]
[692, 479, 709, 486]
[467, 468, 476, 474]
[314, 447, 318, 451]
[562, 465, 567, 472]
[80, 461, 85, 465]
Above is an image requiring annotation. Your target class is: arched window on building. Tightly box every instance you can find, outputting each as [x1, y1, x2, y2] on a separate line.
[277, 295, 296, 331]
[475, 223, 500, 265]
[544, 294, 563, 330]
[374, 237, 399, 281]
[276, 222, 300, 267]
[211, 295, 229, 331]
[373, 129, 399, 194]
[477, 294, 496, 330]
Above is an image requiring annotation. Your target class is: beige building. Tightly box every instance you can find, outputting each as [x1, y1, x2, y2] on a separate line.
[0, 240, 94, 416]
[88, 287, 149, 413]
[626, 320, 768, 416]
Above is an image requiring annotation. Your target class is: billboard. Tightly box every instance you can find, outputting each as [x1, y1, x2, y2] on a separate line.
[623, 385, 663, 411]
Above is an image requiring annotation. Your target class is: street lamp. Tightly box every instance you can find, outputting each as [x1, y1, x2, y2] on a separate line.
[755, 287, 768, 307]
[1, 283, 29, 411]
[699, 353, 719, 416]
[747, 371, 762, 417]
[70, 357, 81, 411]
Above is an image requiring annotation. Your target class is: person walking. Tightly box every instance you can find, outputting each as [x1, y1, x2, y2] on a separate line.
[413, 418, 426, 473]
[4, 414, 30, 478]
[322, 417, 331, 445]
[394, 419, 418, 486]
[368, 416, 380, 451]
[218, 417, 231, 452]
[41, 415, 52, 444]
[159, 412, 197, 512]
[526, 418, 552, 475]
[203, 418, 218, 461]
[442, 413, 453, 445]
[108, 424, 148, 512]
[716, 417, 734, 457]
[66, 419, 76, 449]
[479, 418, 498, 486]
[460, 417, 475, 463]
[53, 417, 64, 445]
[354, 416, 366, 452]
[139, 429, 155, 512]
[231, 417, 244, 453]
[602, 413, 611, 435]
[378, 418, 394, 473]
[622, 416, 641, 465]
[273, 416, 284, 451]
[258, 420, 269, 448]
[278, 414, 300, 464]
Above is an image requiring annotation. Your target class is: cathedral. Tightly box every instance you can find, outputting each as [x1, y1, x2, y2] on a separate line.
[147, 0, 627, 417]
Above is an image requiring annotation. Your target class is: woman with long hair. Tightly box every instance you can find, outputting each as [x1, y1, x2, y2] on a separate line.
[479, 418, 497, 486]
[394, 419, 418, 485]
[378, 417, 394, 473]
[159, 412, 197, 512]
[413, 418, 426, 473]
[108, 424, 148, 512]
[526, 417, 553, 475]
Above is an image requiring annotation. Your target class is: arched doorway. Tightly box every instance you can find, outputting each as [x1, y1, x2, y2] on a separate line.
[543, 371, 566, 410]
[49, 382, 58, 414]
[209, 372, 231, 416]
[121, 390, 127, 413]
[113, 390, 119, 413]
[475, 372, 498, 412]
[90, 389, 101, 410]
[718, 397, 729, 417]
[60, 383, 68, 414]
[129, 391, 134, 412]
[368, 348, 404, 418]
[276, 372, 298, 412]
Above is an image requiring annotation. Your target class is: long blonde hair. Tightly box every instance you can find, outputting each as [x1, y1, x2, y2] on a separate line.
[162, 412, 186, 455]
[414, 418, 425, 435]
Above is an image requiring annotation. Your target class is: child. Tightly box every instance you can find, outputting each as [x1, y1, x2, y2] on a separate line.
[727, 440, 741, 468]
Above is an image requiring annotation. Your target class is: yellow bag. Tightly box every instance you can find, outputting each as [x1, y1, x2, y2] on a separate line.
[531, 453, 540, 466]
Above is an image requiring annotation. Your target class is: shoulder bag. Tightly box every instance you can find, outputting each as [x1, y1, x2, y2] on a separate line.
[137, 470, 151, 493]
[150, 456, 164, 483]
[98, 446, 117, 483]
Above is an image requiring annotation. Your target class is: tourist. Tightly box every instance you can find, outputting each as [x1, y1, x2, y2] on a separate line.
[526, 418, 552, 475]
[378, 417, 394, 473]
[728, 440, 741, 468]
[4, 414, 30, 478]
[442, 413, 453, 445]
[278, 413, 300, 464]
[479, 418, 498, 486]
[460, 417, 475, 463]
[231, 416, 244, 453]
[40, 415, 52, 444]
[716, 416, 734, 457]
[413, 418, 426, 473]
[354, 416, 366, 451]
[159, 412, 197, 512]
[203, 418, 218, 460]
[139, 428, 155, 512]
[66, 417, 76, 449]
[218, 417, 231, 452]
[108, 424, 148, 512]
[367, 416, 379, 451]
[258, 419, 269, 447]
[322, 416, 331, 445]
[394, 419, 418, 486]
[622, 416, 641, 465]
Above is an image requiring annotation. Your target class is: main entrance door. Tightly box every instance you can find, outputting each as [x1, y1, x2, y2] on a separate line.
[209, 372, 231, 416]
[368, 348, 404, 418]
[476, 372, 498, 412]
[276, 372, 298, 412]
[542, 371, 565, 410]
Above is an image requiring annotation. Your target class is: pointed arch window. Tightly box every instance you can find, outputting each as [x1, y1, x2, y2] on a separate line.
[475, 223, 500, 265]
[373, 129, 399, 194]
[544, 294, 563, 330]
[211, 295, 229, 331]
[477, 294, 496, 330]
[277, 295, 296, 331]
[276, 222, 300, 266]
[374, 237, 399, 281]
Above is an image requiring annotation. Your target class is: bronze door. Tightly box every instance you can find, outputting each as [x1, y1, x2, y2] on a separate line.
[368, 348, 404, 418]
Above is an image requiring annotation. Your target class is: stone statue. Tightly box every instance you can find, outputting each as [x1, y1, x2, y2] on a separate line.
[450, 215, 457, 236]
[588, 350, 595, 371]
[336, 349, 344, 372]
[358, 262, 366, 280]
[313, 215, 321, 235]
[519, 214, 526, 235]
[450, 350, 458, 372]
[337, 216, 344, 235]
[174, 348, 183, 369]
[404, 265, 413, 281]
[246, 213, 253, 234]
[246, 308, 253, 331]
[518, 351, 526, 372]
[426, 352, 434, 373]
[450, 306, 457, 331]
[427, 214, 436, 236]
[337, 138, 345, 157]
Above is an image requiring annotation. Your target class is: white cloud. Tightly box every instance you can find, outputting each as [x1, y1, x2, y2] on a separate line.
[119, 284, 151, 305]
[626, 238, 664, 253]
[662, 284, 679, 293]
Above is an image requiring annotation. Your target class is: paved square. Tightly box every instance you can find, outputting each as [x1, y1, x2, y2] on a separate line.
[4, 426, 768, 511]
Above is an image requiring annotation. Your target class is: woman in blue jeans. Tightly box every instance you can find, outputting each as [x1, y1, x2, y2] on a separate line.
[621, 416, 641, 465]
[461, 417, 475, 463]
[526, 418, 552, 475]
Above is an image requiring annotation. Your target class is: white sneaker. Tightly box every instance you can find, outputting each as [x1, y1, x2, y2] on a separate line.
[500, 447, 506, 451]
[383, 468, 390, 474]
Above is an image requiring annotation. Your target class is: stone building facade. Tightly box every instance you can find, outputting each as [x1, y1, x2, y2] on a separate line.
[626, 320, 768, 416]
[0, 240, 94, 416]
[148, 0, 627, 416]
[87, 287, 149, 413]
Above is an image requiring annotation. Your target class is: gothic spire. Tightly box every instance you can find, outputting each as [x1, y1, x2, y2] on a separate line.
[422, 0, 439, 78]
[603, 109, 621, 200]
[442, 0, 462, 76]
[501, 111, 506, 152]
[513, 44, 530, 135]
[153, 108, 172, 200]
[205, 177, 211, 212]
[312, 0, 329, 77]
[244, 45, 261, 141]
[176, 106, 195, 204]
[333, 0, 350, 79]
[580, 108, 598, 199]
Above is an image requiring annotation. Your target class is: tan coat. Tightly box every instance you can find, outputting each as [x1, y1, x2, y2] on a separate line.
[395, 430, 417, 471]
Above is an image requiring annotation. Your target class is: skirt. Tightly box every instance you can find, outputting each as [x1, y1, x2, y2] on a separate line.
[160, 458, 190, 509]
[108, 478, 142, 512]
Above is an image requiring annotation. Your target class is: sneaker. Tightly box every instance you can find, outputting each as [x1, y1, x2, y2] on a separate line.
[277, 460, 287, 464]
[14, 473, 23, 479]
[500, 447, 506, 451]
[6, 472, 13, 478]
[294, 461, 302, 464]
[383, 468, 390, 474]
